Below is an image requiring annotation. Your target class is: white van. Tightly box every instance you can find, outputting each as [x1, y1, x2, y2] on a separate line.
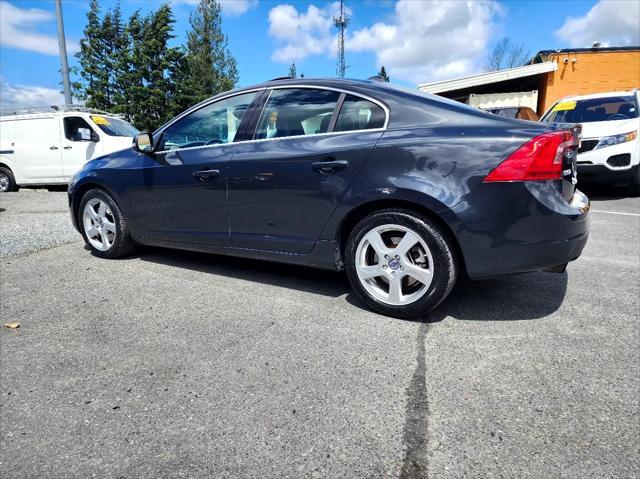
[0, 107, 138, 192]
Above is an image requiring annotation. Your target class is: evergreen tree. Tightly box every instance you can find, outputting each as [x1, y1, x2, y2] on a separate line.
[176, 0, 239, 110]
[125, 5, 185, 129]
[378, 66, 390, 82]
[76, 0, 110, 109]
[288, 62, 297, 78]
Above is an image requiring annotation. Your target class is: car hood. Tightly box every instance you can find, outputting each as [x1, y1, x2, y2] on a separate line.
[579, 118, 640, 139]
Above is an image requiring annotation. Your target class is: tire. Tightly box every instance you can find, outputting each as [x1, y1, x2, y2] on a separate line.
[345, 209, 458, 319]
[78, 188, 136, 258]
[0, 167, 18, 192]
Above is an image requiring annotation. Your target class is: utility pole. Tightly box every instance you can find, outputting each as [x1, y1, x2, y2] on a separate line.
[333, 0, 349, 78]
[55, 0, 73, 106]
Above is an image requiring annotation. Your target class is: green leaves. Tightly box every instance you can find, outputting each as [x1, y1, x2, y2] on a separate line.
[74, 0, 239, 131]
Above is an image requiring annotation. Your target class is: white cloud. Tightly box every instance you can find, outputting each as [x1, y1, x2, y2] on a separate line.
[0, 78, 64, 110]
[268, 2, 347, 63]
[346, 0, 503, 84]
[555, 0, 640, 48]
[174, 0, 258, 16]
[0, 1, 79, 55]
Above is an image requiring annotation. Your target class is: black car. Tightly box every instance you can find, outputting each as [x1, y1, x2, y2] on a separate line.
[68, 78, 590, 318]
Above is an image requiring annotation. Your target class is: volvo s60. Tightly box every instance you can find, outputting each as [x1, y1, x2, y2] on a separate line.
[68, 78, 590, 318]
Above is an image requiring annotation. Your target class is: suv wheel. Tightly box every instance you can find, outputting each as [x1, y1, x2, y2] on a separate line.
[79, 188, 135, 258]
[0, 167, 18, 192]
[345, 209, 457, 318]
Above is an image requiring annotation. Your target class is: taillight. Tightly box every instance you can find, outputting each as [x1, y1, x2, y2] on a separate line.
[484, 131, 575, 182]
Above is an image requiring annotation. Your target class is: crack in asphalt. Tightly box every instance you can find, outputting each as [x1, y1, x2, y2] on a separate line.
[400, 321, 430, 479]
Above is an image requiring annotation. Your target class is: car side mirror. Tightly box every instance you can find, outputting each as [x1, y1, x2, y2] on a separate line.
[90, 131, 100, 142]
[133, 132, 153, 153]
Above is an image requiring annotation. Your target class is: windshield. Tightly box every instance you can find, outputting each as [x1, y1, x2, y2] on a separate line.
[90, 115, 139, 137]
[542, 96, 638, 123]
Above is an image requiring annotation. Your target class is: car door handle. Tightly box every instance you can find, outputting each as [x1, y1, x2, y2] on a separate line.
[50, 146, 59, 150]
[311, 159, 348, 173]
[193, 168, 220, 180]
[63, 146, 72, 150]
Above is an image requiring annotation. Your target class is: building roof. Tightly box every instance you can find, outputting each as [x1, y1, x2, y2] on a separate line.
[536, 46, 639, 56]
[417, 62, 557, 94]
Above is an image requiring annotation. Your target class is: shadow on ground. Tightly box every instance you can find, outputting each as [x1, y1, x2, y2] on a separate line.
[138, 246, 568, 323]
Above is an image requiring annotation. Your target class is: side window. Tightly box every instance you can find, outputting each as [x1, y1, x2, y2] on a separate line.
[64, 117, 95, 141]
[335, 95, 386, 132]
[254, 88, 340, 140]
[159, 92, 256, 151]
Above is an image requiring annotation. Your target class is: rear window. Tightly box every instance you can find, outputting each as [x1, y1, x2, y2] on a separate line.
[90, 116, 138, 137]
[542, 96, 638, 123]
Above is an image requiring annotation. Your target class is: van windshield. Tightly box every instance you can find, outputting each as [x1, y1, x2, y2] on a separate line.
[542, 96, 638, 123]
[90, 116, 138, 137]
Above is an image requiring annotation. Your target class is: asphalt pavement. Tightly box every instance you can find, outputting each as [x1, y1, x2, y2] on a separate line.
[0, 188, 638, 478]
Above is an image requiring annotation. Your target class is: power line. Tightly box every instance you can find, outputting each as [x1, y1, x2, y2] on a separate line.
[333, 0, 349, 78]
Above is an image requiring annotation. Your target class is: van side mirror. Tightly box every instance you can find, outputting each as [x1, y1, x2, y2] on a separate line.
[90, 131, 100, 142]
[133, 132, 153, 153]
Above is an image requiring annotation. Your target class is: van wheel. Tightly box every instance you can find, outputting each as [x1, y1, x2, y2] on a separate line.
[345, 209, 458, 319]
[78, 188, 136, 258]
[0, 167, 18, 192]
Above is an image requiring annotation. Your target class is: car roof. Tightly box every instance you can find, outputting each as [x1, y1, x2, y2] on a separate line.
[555, 90, 638, 102]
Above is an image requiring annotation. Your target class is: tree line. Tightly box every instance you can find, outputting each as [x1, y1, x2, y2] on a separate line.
[74, 0, 238, 130]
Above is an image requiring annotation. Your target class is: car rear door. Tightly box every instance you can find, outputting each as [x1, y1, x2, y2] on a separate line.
[13, 117, 63, 183]
[226, 88, 387, 254]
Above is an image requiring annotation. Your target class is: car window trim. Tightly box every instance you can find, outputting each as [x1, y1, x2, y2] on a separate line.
[327, 93, 346, 133]
[154, 84, 389, 155]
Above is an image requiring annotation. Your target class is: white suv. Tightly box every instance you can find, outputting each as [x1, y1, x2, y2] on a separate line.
[0, 107, 138, 192]
[541, 90, 640, 193]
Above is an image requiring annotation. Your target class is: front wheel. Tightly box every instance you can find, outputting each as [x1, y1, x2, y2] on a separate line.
[345, 209, 458, 319]
[0, 167, 18, 192]
[78, 188, 136, 258]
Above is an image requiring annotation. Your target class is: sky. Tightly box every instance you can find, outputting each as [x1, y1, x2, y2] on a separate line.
[0, 0, 639, 109]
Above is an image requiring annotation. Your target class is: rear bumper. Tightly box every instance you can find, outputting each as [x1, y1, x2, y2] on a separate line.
[446, 182, 590, 280]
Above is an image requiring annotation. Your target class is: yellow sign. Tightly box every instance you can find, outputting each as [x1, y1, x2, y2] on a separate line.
[91, 115, 111, 126]
[553, 101, 576, 112]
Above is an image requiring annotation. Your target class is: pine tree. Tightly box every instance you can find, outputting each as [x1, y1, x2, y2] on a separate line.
[125, 4, 185, 129]
[176, 0, 239, 111]
[378, 66, 390, 82]
[288, 63, 297, 78]
[76, 0, 109, 109]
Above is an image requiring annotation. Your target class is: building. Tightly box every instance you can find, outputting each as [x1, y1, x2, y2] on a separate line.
[418, 46, 640, 116]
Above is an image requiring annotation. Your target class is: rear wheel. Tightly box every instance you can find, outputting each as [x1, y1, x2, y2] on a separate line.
[78, 188, 135, 258]
[345, 209, 458, 319]
[0, 167, 18, 192]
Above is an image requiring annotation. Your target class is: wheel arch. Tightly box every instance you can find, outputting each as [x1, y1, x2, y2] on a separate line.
[71, 181, 120, 227]
[336, 198, 467, 276]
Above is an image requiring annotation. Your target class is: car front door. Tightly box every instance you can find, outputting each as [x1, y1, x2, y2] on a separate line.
[125, 91, 259, 246]
[226, 88, 387, 254]
[60, 116, 100, 180]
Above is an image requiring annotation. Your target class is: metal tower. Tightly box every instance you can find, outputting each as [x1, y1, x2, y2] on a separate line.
[333, 0, 349, 78]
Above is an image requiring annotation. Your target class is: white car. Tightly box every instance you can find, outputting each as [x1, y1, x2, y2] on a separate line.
[541, 90, 640, 193]
[0, 107, 138, 192]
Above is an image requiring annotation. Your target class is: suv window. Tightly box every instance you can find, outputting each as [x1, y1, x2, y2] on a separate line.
[159, 92, 256, 151]
[335, 94, 386, 132]
[64, 116, 95, 141]
[543, 96, 638, 123]
[254, 88, 340, 140]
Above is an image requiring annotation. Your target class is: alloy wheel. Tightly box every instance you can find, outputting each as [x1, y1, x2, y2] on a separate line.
[355, 224, 434, 306]
[82, 198, 116, 251]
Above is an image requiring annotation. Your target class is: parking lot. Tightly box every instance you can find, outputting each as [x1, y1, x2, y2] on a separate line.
[0, 189, 638, 478]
